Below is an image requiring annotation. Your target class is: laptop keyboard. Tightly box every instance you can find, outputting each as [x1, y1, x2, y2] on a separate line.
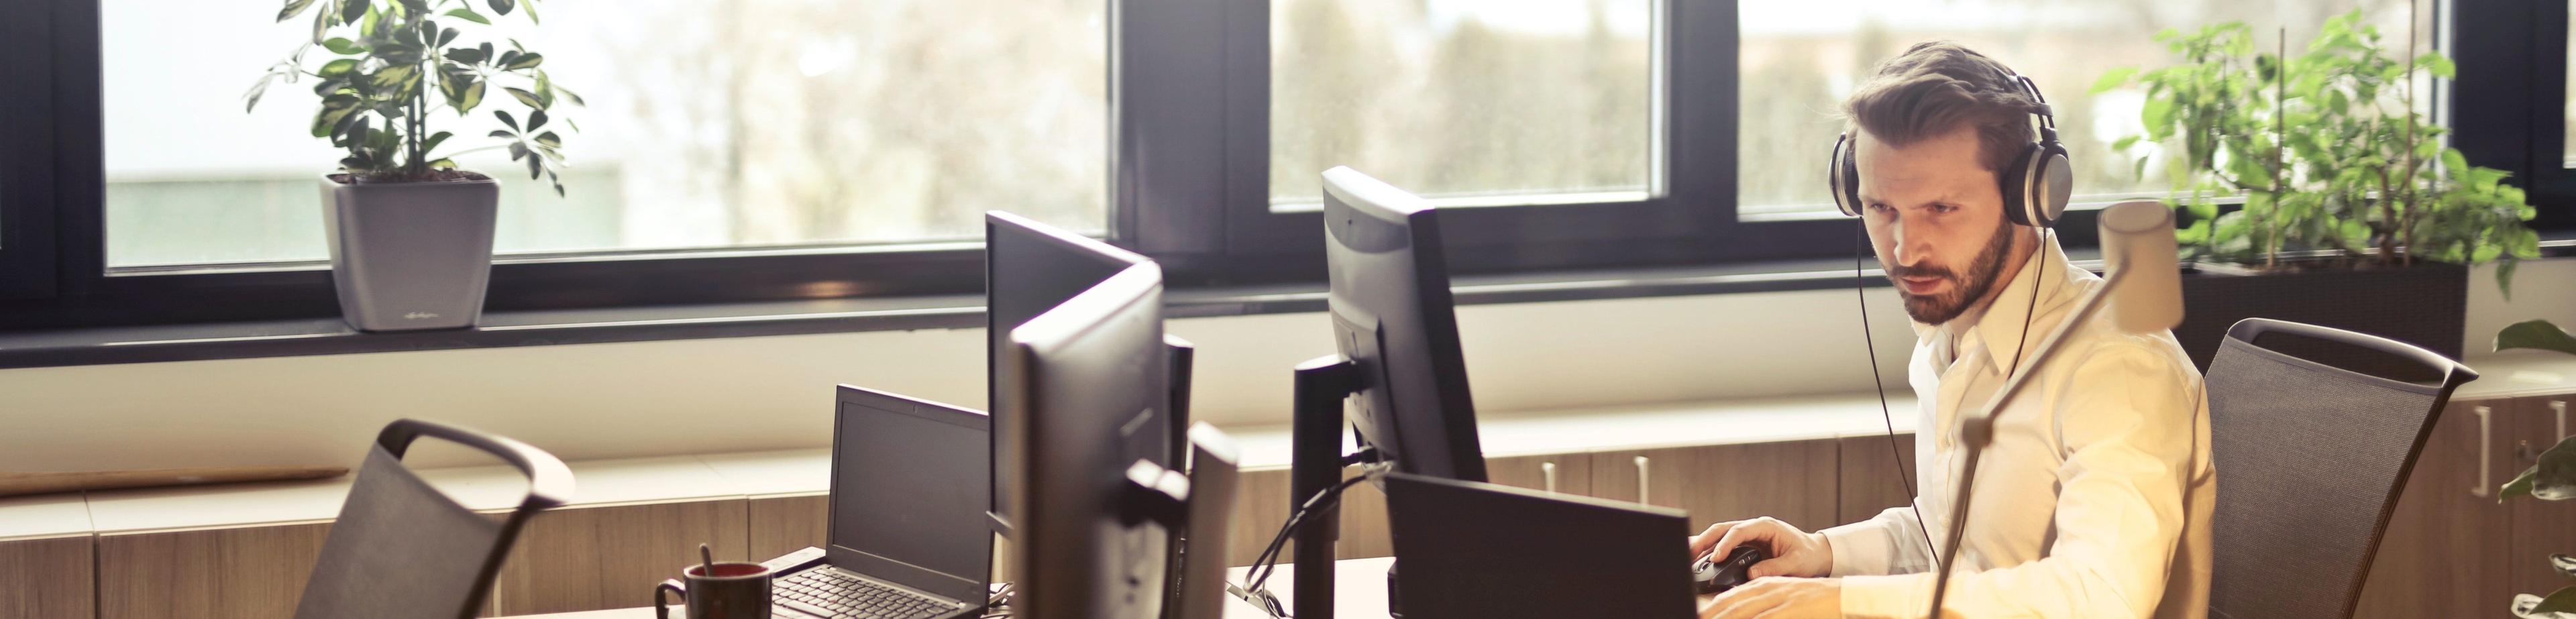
[775, 568, 958, 619]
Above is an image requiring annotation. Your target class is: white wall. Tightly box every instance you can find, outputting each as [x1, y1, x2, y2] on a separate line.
[2467, 258, 2576, 353]
[2, 257, 2565, 472]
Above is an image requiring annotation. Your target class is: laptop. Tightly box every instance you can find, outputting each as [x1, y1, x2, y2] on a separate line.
[763, 386, 994, 619]
[1381, 472, 1697, 619]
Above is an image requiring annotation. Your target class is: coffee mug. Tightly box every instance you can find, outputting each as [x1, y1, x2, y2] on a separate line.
[655, 561, 775, 619]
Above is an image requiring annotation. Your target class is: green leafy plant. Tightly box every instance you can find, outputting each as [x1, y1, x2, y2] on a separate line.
[246, 0, 582, 194]
[2499, 320, 2576, 357]
[2095, 10, 2540, 296]
[2500, 319, 2576, 618]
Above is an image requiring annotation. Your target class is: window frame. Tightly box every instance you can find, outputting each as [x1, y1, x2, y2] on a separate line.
[0, 0, 2534, 335]
[2454, 0, 2576, 231]
[0, 0, 62, 301]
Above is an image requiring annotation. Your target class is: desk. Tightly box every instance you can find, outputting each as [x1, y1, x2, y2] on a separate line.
[492, 557, 1398, 619]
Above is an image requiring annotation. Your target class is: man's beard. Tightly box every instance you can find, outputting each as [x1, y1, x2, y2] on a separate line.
[1890, 215, 2019, 325]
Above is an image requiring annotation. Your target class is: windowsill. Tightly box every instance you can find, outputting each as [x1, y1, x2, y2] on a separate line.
[3, 236, 2571, 371]
[0, 254, 1924, 370]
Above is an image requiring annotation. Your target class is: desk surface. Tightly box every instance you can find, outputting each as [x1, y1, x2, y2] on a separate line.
[493, 557, 1400, 619]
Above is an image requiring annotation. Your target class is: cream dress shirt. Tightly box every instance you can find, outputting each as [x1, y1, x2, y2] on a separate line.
[1821, 239, 2217, 619]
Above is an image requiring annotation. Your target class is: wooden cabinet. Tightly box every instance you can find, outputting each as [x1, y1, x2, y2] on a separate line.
[0, 535, 96, 619]
[1228, 468, 1293, 569]
[2359, 397, 2565, 619]
[1587, 441, 1841, 534]
[2510, 396, 2576, 603]
[490, 500, 750, 615]
[1835, 434, 1920, 526]
[1486, 453, 1593, 497]
[745, 494, 828, 561]
[95, 522, 332, 619]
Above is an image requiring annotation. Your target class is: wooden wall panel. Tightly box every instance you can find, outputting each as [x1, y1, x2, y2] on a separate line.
[0, 535, 95, 619]
[97, 522, 332, 619]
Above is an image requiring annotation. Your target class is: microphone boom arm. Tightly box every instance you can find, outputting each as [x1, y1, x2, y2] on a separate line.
[1923, 265, 2130, 618]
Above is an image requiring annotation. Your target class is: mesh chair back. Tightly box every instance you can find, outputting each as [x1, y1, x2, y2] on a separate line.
[2205, 318, 2475, 619]
[294, 419, 573, 619]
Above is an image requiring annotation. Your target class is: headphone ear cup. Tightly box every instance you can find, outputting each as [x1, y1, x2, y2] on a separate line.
[2031, 144, 2072, 228]
[1831, 134, 1862, 217]
[2000, 144, 2040, 227]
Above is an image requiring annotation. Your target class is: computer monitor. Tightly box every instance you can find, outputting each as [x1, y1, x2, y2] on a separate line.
[1001, 261, 1173, 619]
[1174, 423, 1242, 619]
[1381, 473, 1694, 619]
[985, 211, 1172, 532]
[1320, 166, 1487, 482]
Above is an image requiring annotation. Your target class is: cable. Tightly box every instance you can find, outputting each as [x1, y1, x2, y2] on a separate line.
[1247, 469, 1377, 591]
[2002, 227, 2049, 385]
[1854, 222, 1937, 563]
[976, 582, 1016, 618]
[1231, 461, 1391, 618]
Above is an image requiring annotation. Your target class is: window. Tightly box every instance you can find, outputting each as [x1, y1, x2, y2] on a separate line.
[100, 0, 1106, 269]
[1266, 0, 1655, 209]
[6, 0, 2555, 334]
[1737, 0, 2427, 218]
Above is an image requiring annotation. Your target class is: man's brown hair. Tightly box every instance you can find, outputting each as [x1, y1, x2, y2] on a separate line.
[1842, 42, 2045, 177]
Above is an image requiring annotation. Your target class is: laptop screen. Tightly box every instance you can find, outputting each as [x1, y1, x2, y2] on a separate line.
[830, 387, 993, 602]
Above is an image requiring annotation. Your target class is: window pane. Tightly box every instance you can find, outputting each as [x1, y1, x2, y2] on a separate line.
[1739, 0, 2426, 217]
[1269, 0, 1654, 209]
[103, 0, 1106, 269]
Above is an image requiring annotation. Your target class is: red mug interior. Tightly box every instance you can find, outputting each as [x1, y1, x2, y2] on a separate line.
[686, 562, 769, 579]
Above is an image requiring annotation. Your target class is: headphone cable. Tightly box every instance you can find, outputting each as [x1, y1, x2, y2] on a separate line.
[1853, 222, 1937, 563]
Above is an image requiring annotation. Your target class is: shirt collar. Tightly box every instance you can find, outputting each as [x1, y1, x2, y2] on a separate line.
[1943, 236, 2080, 376]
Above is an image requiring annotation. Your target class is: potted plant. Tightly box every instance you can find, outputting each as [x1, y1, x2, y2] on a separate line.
[2496, 321, 2576, 617]
[2096, 11, 2540, 368]
[246, 0, 580, 331]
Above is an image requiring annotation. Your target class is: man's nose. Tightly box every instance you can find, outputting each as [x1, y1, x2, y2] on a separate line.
[1890, 218, 1933, 268]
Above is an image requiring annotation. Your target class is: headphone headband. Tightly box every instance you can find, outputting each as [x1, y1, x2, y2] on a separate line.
[1829, 65, 2072, 228]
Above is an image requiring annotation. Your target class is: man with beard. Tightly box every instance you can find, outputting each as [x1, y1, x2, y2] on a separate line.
[1692, 42, 2216, 619]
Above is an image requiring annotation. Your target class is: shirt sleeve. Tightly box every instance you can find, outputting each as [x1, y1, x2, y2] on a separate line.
[1836, 342, 2202, 619]
[1822, 502, 1933, 577]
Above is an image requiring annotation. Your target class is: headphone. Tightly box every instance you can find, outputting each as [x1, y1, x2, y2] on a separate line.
[1828, 68, 2073, 229]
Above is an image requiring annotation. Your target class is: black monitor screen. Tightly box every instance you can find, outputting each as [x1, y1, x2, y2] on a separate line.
[830, 388, 992, 602]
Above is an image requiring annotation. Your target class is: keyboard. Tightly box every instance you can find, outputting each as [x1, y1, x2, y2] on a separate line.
[774, 567, 961, 619]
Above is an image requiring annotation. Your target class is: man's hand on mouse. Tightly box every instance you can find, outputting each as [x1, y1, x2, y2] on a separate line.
[1698, 576, 1839, 619]
[1689, 516, 1832, 578]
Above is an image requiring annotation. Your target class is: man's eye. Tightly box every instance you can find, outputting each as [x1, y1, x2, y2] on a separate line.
[1929, 203, 1959, 214]
[1868, 203, 1892, 213]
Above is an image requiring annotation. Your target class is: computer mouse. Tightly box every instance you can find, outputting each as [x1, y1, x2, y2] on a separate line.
[1693, 545, 1767, 596]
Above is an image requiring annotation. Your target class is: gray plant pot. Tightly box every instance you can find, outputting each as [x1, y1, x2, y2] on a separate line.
[319, 173, 499, 332]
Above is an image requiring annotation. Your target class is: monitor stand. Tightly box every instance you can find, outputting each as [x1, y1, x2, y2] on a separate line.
[1287, 353, 1398, 619]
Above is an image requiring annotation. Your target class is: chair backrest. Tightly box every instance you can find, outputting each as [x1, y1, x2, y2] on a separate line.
[294, 418, 574, 619]
[2205, 318, 2476, 619]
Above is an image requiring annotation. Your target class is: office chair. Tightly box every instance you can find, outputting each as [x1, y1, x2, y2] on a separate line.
[2204, 318, 2478, 619]
[294, 418, 574, 619]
